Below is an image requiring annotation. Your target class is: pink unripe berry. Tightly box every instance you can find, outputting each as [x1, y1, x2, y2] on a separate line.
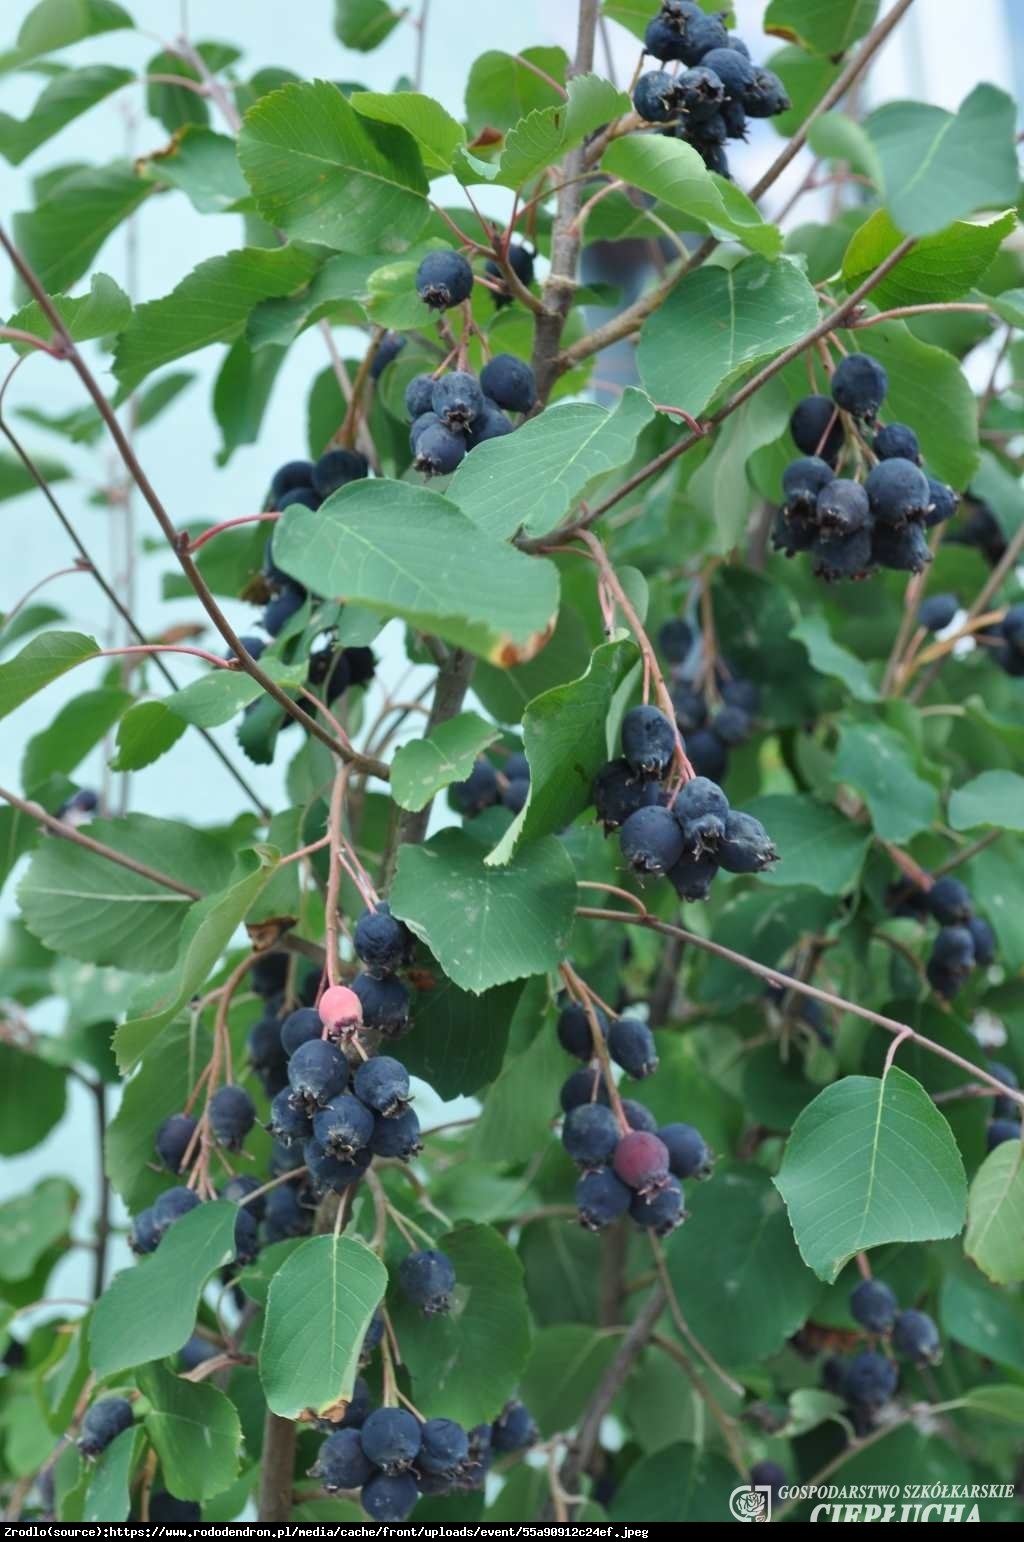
[319, 984, 363, 1034]
[612, 1131, 671, 1195]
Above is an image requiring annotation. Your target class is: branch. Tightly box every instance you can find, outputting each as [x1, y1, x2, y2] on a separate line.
[574, 904, 1024, 1112]
[529, 0, 599, 403]
[522, 237, 915, 551]
[89, 1079, 111, 1300]
[257, 1413, 296, 1523]
[552, 0, 918, 380]
[0, 784, 200, 898]
[552, 1284, 666, 1516]
[0, 226, 389, 782]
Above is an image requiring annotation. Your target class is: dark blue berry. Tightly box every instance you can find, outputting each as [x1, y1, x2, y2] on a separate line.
[405, 373, 436, 419]
[987, 1118, 1022, 1150]
[831, 353, 888, 420]
[480, 353, 536, 414]
[816, 478, 871, 535]
[671, 681, 707, 733]
[369, 1106, 422, 1160]
[153, 1185, 200, 1237]
[432, 370, 484, 429]
[622, 1099, 658, 1134]
[866, 457, 931, 526]
[967, 915, 997, 967]
[743, 67, 789, 116]
[268, 1087, 313, 1146]
[676, 65, 725, 120]
[409, 409, 439, 451]
[352, 972, 411, 1038]
[220, 1174, 265, 1219]
[313, 449, 368, 499]
[251, 952, 288, 997]
[414, 422, 466, 475]
[750, 1460, 786, 1497]
[417, 1418, 469, 1478]
[667, 848, 719, 901]
[918, 593, 958, 632]
[270, 460, 315, 501]
[850, 1278, 898, 1333]
[619, 804, 686, 875]
[633, 69, 679, 122]
[179, 1334, 216, 1371]
[248, 1012, 286, 1075]
[721, 678, 760, 714]
[484, 241, 535, 303]
[370, 330, 405, 378]
[679, 13, 729, 64]
[874, 423, 920, 463]
[892, 1309, 941, 1366]
[592, 757, 660, 831]
[658, 1122, 712, 1180]
[673, 774, 729, 851]
[263, 1183, 312, 1242]
[608, 1016, 658, 1079]
[129, 1206, 160, 1255]
[468, 399, 514, 445]
[783, 456, 834, 516]
[313, 1094, 374, 1158]
[209, 1085, 256, 1150]
[354, 1055, 411, 1117]
[262, 583, 305, 637]
[275, 485, 320, 513]
[644, 17, 688, 63]
[556, 1000, 607, 1060]
[338, 1376, 372, 1429]
[491, 1401, 537, 1453]
[844, 1349, 898, 1407]
[621, 705, 677, 780]
[871, 521, 931, 574]
[790, 395, 843, 464]
[78, 1397, 133, 1456]
[314, 1427, 373, 1491]
[502, 776, 529, 813]
[560, 1068, 610, 1113]
[629, 1176, 684, 1235]
[304, 1138, 372, 1194]
[927, 877, 973, 926]
[361, 1406, 422, 1474]
[659, 618, 693, 663]
[416, 250, 474, 310]
[711, 703, 752, 747]
[924, 477, 959, 527]
[576, 1167, 632, 1231]
[233, 1205, 260, 1265]
[452, 758, 499, 815]
[288, 1039, 348, 1109]
[361, 1471, 419, 1520]
[399, 1249, 456, 1314]
[562, 1103, 620, 1168]
[988, 1061, 1019, 1120]
[355, 904, 412, 979]
[699, 47, 755, 95]
[718, 811, 778, 873]
[155, 1113, 198, 1173]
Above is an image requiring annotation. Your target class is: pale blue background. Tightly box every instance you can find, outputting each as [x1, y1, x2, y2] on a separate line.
[0, 0, 1016, 1305]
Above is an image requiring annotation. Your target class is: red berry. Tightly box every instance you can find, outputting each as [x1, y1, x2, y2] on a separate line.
[319, 984, 362, 1034]
[612, 1131, 671, 1195]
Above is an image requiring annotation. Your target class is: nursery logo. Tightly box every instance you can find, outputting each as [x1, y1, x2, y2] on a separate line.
[730, 1484, 772, 1522]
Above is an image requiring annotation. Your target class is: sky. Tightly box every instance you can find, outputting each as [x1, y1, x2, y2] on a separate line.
[0, 0, 1017, 1303]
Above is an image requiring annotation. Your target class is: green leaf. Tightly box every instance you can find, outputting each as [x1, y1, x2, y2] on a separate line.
[139, 1361, 241, 1501]
[84, 1426, 143, 1524]
[403, 977, 520, 1100]
[602, 134, 781, 257]
[834, 720, 938, 843]
[967, 839, 1024, 973]
[274, 479, 560, 664]
[775, 1066, 967, 1283]
[16, 0, 132, 57]
[259, 1235, 386, 1419]
[962, 1384, 1024, 1423]
[448, 388, 654, 541]
[940, 1267, 1024, 1371]
[0, 630, 98, 720]
[486, 638, 639, 866]
[791, 614, 879, 702]
[113, 845, 280, 1068]
[742, 794, 870, 894]
[391, 712, 500, 812]
[109, 700, 188, 772]
[392, 1225, 531, 1426]
[0, 1043, 66, 1154]
[666, 1163, 820, 1365]
[842, 208, 1015, 307]
[333, 0, 402, 50]
[163, 659, 305, 730]
[0, 64, 133, 165]
[351, 91, 465, 174]
[867, 85, 1019, 238]
[764, 0, 879, 55]
[949, 771, 1024, 833]
[609, 1443, 736, 1524]
[238, 79, 429, 254]
[6, 271, 131, 351]
[113, 244, 321, 395]
[807, 111, 881, 183]
[519, 1325, 619, 1437]
[0, 1177, 76, 1280]
[767, 44, 841, 140]
[965, 1139, 1024, 1285]
[837, 319, 978, 489]
[499, 75, 630, 190]
[0, 451, 70, 501]
[637, 257, 819, 419]
[22, 687, 131, 789]
[138, 125, 249, 213]
[391, 828, 576, 993]
[688, 378, 791, 554]
[91, 1202, 238, 1378]
[463, 47, 567, 138]
[0, 803, 37, 892]
[14, 161, 151, 293]
[18, 812, 230, 972]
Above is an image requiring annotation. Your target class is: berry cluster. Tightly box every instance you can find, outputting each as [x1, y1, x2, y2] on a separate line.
[484, 241, 535, 305]
[773, 354, 960, 581]
[593, 705, 777, 902]
[660, 616, 761, 784]
[887, 873, 997, 1000]
[633, 3, 789, 178]
[312, 1395, 536, 1519]
[984, 1062, 1022, 1151]
[822, 1277, 940, 1434]
[451, 749, 531, 818]
[556, 994, 713, 1237]
[260, 449, 369, 636]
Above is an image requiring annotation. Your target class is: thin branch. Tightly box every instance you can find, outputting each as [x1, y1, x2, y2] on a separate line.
[258, 1414, 296, 1523]
[0, 784, 200, 898]
[573, 906, 1024, 1112]
[651, 1334, 746, 1478]
[89, 1080, 111, 1300]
